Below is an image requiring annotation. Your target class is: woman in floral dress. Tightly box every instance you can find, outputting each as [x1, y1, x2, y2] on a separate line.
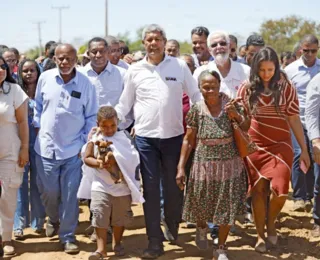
[176, 69, 249, 260]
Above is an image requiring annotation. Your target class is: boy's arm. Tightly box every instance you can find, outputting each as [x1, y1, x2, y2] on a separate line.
[84, 142, 101, 168]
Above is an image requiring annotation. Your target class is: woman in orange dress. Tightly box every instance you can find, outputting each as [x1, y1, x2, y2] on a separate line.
[237, 47, 310, 253]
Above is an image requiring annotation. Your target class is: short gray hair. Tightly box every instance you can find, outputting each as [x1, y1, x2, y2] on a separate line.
[207, 30, 230, 47]
[105, 35, 119, 46]
[142, 24, 166, 40]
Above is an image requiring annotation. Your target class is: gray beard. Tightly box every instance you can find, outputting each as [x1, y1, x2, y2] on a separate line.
[214, 53, 229, 66]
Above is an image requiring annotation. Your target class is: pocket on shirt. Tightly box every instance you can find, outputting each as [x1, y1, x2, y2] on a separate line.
[65, 97, 83, 114]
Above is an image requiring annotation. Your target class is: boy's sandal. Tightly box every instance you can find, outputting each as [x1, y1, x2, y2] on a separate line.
[88, 251, 104, 260]
[114, 244, 125, 256]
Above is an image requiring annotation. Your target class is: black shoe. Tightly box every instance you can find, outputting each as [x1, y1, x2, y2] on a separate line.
[141, 247, 164, 259]
[46, 219, 59, 237]
[64, 242, 79, 254]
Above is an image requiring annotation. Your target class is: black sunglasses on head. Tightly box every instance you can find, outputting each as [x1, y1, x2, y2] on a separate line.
[0, 63, 8, 70]
[210, 41, 227, 48]
[303, 49, 318, 54]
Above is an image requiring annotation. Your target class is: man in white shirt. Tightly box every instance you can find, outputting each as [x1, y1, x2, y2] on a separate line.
[115, 24, 201, 259]
[105, 36, 130, 70]
[193, 30, 250, 99]
[79, 37, 133, 131]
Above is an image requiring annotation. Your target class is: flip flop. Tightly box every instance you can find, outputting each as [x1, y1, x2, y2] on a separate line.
[88, 251, 104, 260]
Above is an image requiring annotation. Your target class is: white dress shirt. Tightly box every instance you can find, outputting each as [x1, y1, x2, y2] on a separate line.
[115, 55, 202, 139]
[79, 62, 133, 129]
[193, 59, 250, 99]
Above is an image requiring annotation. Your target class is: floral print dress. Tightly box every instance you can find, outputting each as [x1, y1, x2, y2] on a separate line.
[182, 96, 247, 225]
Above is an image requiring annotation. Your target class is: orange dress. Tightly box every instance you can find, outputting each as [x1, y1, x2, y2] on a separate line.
[237, 82, 299, 196]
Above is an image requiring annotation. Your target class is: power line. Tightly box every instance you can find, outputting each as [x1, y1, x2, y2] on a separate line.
[105, 0, 108, 37]
[52, 6, 70, 42]
[32, 21, 45, 57]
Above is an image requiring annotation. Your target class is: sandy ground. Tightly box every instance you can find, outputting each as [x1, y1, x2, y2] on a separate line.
[3, 195, 320, 260]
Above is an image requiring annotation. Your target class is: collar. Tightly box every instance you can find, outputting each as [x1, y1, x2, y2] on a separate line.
[207, 59, 242, 80]
[86, 61, 113, 75]
[54, 68, 78, 85]
[142, 53, 171, 66]
[297, 57, 320, 68]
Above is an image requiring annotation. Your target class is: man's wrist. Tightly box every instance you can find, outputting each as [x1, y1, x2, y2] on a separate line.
[312, 138, 320, 146]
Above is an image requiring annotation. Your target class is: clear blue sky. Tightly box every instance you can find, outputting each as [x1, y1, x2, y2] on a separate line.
[2, 0, 320, 53]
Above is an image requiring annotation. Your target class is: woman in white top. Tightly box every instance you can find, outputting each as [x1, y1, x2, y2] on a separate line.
[0, 56, 29, 257]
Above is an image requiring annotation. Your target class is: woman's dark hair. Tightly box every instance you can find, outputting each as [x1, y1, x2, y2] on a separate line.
[248, 46, 288, 115]
[198, 69, 221, 88]
[17, 59, 40, 93]
[0, 56, 16, 85]
[280, 51, 296, 63]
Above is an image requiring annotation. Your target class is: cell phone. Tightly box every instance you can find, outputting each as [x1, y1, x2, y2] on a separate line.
[300, 161, 308, 174]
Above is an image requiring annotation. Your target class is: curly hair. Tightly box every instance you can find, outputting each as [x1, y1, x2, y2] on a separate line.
[247, 46, 289, 115]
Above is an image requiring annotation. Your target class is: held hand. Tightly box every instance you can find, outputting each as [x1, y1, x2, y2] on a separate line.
[123, 54, 134, 64]
[299, 149, 311, 174]
[312, 141, 320, 165]
[88, 127, 98, 141]
[224, 102, 240, 121]
[176, 167, 186, 190]
[130, 127, 136, 138]
[18, 147, 29, 168]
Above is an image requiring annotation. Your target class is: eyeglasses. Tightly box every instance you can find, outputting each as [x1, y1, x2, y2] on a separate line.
[5, 59, 17, 64]
[0, 63, 8, 70]
[210, 41, 227, 48]
[303, 49, 318, 54]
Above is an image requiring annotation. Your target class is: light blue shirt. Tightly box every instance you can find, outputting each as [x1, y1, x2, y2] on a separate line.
[78, 62, 133, 130]
[306, 73, 320, 141]
[285, 58, 320, 127]
[33, 68, 98, 160]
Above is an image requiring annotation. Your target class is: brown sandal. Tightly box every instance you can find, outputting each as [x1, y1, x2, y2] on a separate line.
[88, 251, 105, 260]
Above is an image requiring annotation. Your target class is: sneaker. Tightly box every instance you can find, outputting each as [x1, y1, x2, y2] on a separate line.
[292, 200, 305, 212]
[14, 229, 24, 240]
[141, 244, 164, 259]
[244, 213, 255, 227]
[2, 241, 15, 256]
[195, 227, 208, 250]
[229, 225, 236, 236]
[213, 246, 229, 260]
[161, 218, 175, 242]
[64, 242, 79, 254]
[46, 219, 59, 237]
[305, 200, 313, 213]
[311, 224, 320, 237]
[186, 222, 196, 228]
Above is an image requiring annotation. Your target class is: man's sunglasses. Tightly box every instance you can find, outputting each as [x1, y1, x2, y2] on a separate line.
[210, 41, 227, 48]
[303, 49, 318, 54]
[0, 63, 8, 70]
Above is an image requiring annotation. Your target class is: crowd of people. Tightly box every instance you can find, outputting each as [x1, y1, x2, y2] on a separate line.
[0, 23, 319, 260]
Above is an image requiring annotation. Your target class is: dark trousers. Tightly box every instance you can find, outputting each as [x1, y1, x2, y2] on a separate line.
[291, 129, 315, 201]
[135, 135, 183, 246]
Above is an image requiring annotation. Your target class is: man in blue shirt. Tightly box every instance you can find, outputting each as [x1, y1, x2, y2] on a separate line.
[285, 35, 320, 213]
[33, 44, 98, 254]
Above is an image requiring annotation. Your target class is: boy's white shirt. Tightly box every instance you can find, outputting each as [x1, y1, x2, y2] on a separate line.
[77, 131, 145, 204]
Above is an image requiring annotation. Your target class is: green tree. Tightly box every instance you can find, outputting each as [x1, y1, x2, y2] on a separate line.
[25, 47, 42, 60]
[259, 15, 320, 54]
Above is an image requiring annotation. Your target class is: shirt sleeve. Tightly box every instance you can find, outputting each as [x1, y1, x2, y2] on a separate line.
[33, 75, 44, 128]
[285, 83, 300, 116]
[306, 75, 320, 140]
[12, 83, 28, 109]
[186, 103, 199, 129]
[182, 62, 202, 104]
[115, 69, 136, 122]
[81, 83, 98, 143]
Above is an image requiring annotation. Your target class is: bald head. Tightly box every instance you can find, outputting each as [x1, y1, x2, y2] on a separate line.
[54, 44, 77, 76]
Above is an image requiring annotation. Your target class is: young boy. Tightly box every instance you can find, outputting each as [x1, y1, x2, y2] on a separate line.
[82, 106, 144, 259]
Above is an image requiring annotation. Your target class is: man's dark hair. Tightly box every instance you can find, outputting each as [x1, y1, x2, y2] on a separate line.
[45, 41, 56, 52]
[229, 35, 238, 45]
[301, 34, 319, 46]
[246, 34, 265, 49]
[9, 47, 19, 58]
[48, 43, 59, 59]
[97, 106, 118, 122]
[88, 37, 108, 49]
[191, 26, 210, 38]
[119, 40, 130, 55]
[280, 51, 296, 63]
[43, 58, 57, 71]
[167, 39, 180, 48]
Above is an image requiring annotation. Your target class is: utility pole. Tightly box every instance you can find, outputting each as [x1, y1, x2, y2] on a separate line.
[52, 6, 69, 42]
[105, 0, 108, 37]
[33, 21, 45, 57]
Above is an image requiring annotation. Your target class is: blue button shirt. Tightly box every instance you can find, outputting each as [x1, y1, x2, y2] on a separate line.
[285, 58, 320, 127]
[33, 68, 98, 160]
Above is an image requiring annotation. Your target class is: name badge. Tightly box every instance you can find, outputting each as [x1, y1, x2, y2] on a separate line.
[165, 77, 177, 81]
[71, 91, 81, 99]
